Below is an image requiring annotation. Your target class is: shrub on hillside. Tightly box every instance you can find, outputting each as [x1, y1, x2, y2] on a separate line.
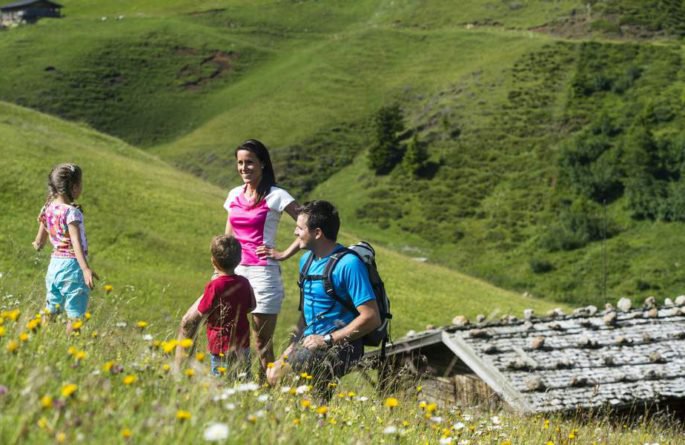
[540, 198, 619, 252]
[368, 104, 405, 175]
[402, 134, 429, 178]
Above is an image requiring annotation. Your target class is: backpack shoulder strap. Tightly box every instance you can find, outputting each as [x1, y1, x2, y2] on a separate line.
[323, 248, 359, 314]
[298, 252, 316, 312]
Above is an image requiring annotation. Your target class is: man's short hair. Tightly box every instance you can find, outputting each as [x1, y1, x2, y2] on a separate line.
[210, 235, 242, 272]
[299, 200, 340, 241]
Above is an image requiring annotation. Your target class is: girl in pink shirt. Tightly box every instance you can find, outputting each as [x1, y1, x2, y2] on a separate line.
[224, 139, 300, 378]
[33, 163, 98, 334]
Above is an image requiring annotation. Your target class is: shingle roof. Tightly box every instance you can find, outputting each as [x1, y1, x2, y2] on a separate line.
[378, 299, 685, 414]
[0, 0, 62, 11]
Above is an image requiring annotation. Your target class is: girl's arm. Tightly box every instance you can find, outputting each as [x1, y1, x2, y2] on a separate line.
[256, 201, 301, 261]
[32, 223, 48, 251]
[68, 222, 98, 289]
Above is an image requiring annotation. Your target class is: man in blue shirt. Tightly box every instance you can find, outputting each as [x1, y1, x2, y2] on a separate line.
[267, 200, 380, 396]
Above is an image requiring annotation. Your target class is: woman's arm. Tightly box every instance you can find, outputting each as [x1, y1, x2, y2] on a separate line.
[32, 223, 48, 251]
[68, 222, 98, 289]
[256, 201, 301, 261]
[224, 217, 233, 236]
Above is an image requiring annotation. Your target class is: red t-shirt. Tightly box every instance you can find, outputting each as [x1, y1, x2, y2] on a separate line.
[198, 274, 254, 355]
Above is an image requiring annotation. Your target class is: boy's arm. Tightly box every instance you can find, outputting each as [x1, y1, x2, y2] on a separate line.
[174, 295, 208, 367]
[68, 222, 98, 289]
[32, 222, 48, 251]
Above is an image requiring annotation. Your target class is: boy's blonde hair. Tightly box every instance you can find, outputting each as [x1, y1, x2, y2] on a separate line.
[210, 235, 242, 272]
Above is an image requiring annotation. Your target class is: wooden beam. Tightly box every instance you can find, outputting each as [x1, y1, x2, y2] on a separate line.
[441, 331, 533, 414]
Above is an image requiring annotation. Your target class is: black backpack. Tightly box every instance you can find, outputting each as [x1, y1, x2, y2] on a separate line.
[298, 241, 392, 351]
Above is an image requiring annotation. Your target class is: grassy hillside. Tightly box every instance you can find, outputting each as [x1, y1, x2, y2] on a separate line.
[3, 0, 685, 307]
[0, 102, 561, 352]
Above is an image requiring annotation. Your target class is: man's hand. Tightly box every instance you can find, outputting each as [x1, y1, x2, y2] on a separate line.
[302, 334, 326, 351]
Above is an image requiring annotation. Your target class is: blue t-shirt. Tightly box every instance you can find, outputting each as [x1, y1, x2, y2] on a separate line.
[300, 245, 375, 336]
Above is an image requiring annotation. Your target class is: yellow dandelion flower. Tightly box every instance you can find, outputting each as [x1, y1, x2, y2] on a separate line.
[266, 362, 275, 369]
[56, 431, 66, 443]
[161, 340, 178, 354]
[91, 331, 98, 339]
[84, 312, 91, 320]
[569, 432, 576, 440]
[195, 352, 205, 362]
[40, 395, 53, 409]
[74, 350, 87, 361]
[300, 372, 309, 379]
[293, 419, 300, 426]
[501, 441, 512, 445]
[216, 366, 226, 375]
[103, 284, 113, 293]
[67, 346, 78, 356]
[103, 361, 115, 372]
[122, 375, 137, 385]
[19, 332, 29, 342]
[329, 418, 337, 425]
[426, 403, 437, 413]
[71, 320, 83, 331]
[27, 319, 40, 332]
[37, 417, 48, 429]
[121, 428, 132, 439]
[6, 340, 19, 353]
[546, 442, 555, 445]
[179, 338, 193, 349]
[416, 385, 422, 392]
[300, 399, 311, 409]
[419, 401, 427, 409]
[347, 391, 356, 398]
[0, 326, 5, 337]
[184, 368, 195, 378]
[337, 392, 346, 399]
[162, 363, 171, 373]
[384, 397, 399, 408]
[289, 387, 297, 395]
[316, 406, 329, 416]
[544, 419, 550, 429]
[61, 383, 78, 398]
[176, 410, 191, 421]
[327, 382, 337, 389]
[5, 309, 20, 321]
[136, 321, 148, 330]
[402, 420, 410, 427]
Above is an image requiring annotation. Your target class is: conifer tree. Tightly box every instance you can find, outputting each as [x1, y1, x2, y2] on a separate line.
[368, 104, 405, 175]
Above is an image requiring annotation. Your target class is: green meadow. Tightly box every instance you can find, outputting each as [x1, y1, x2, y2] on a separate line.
[2, 0, 685, 442]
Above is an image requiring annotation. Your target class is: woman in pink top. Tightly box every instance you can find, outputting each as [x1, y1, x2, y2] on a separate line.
[224, 139, 300, 377]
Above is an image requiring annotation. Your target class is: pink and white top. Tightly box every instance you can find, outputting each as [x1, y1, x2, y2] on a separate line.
[39, 202, 88, 259]
[224, 186, 295, 266]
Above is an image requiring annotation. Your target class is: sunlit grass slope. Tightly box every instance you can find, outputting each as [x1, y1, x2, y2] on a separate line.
[0, 102, 563, 350]
[0, 304, 679, 444]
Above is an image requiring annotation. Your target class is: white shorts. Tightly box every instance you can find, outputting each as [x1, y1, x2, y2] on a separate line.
[235, 264, 285, 315]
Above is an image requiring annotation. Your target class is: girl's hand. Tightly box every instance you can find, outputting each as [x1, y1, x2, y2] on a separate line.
[83, 268, 99, 289]
[32, 240, 43, 251]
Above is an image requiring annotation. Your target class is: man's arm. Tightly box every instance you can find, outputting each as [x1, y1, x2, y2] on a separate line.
[301, 299, 380, 350]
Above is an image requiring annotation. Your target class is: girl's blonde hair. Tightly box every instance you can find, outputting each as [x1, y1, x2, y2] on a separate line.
[45, 163, 83, 210]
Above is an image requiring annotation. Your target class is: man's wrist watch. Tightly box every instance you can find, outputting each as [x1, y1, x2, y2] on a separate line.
[323, 334, 334, 348]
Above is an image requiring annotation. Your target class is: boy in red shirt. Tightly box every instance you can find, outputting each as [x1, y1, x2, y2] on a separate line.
[176, 235, 256, 377]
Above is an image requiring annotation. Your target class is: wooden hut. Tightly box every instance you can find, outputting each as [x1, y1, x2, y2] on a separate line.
[370, 297, 685, 415]
[0, 0, 62, 25]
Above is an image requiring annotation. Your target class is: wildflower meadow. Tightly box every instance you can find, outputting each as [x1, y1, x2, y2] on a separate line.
[0, 283, 682, 444]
